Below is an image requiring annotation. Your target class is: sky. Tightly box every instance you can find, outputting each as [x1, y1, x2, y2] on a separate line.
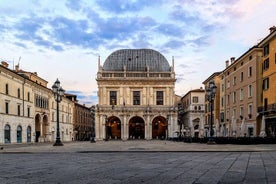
[0, 0, 275, 106]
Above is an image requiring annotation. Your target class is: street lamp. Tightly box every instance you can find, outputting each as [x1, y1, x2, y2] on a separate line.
[52, 79, 65, 146]
[90, 106, 96, 143]
[178, 103, 183, 141]
[206, 80, 217, 144]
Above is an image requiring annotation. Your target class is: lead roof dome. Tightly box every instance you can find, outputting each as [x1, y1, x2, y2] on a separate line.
[103, 49, 170, 72]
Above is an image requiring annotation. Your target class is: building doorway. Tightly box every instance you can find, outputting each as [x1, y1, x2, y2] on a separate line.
[27, 126, 32, 143]
[17, 126, 22, 143]
[35, 114, 40, 142]
[152, 116, 167, 139]
[4, 124, 11, 144]
[107, 116, 121, 139]
[129, 116, 145, 139]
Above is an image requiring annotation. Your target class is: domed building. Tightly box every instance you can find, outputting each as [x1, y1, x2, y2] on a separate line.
[95, 49, 178, 140]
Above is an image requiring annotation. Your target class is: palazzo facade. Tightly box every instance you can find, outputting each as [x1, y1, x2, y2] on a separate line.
[95, 49, 178, 140]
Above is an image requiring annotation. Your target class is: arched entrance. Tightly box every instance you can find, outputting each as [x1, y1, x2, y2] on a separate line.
[107, 116, 121, 139]
[152, 116, 167, 139]
[129, 116, 145, 139]
[35, 114, 41, 142]
[4, 124, 11, 144]
[35, 114, 48, 142]
[17, 125, 22, 143]
[27, 126, 32, 143]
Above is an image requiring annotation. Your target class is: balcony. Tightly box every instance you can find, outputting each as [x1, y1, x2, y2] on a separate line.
[258, 103, 276, 115]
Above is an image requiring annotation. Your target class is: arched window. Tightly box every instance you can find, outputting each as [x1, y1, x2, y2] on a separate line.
[27, 126, 32, 143]
[4, 125, 11, 143]
[17, 126, 22, 143]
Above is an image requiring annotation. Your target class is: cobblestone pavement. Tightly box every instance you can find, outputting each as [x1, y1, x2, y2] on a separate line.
[1, 141, 276, 184]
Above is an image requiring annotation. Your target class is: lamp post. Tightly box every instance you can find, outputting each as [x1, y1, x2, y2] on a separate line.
[52, 79, 65, 146]
[178, 103, 183, 141]
[90, 105, 96, 143]
[206, 80, 217, 144]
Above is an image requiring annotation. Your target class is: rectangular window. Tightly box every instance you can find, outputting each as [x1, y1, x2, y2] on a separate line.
[192, 96, 198, 103]
[233, 108, 236, 118]
[233, 92, 236, 103]
[248, 66, 252, 77]
[27, 107, 30, 117]
[240, 72, 244, 82]
[221, 97, 224, 107]
[263, 58, 269, 71]
[263, 44, 269, 56]
[248, 104, 253, 119]
[5, 102, 9, 114]
[221, 84, 224, 92]
[17, 105, 20, 116]
[227, 81, 230, 88]
[110, 91, 117, 105]
[240, 106, 244, 118]
[240, 88, 244, 101]
[5, 84, 8, 95]
[227, 95, 230, 105]
[220, 112, 224, 122]
[263, 78, 269, 90]
[233, 76, 236, 85]
[156, 91, 164, 105]
[133, 91, 140, 105]
[18, 88, 20, 98]
[248, 85, 252, 97]
[27, 92, 30, 101]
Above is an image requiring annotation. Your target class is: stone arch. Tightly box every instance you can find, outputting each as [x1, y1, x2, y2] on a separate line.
[35, 114, 41, 142]
[128, 116, 145, 139]
[152, 116, 167, 139]
[17, 125, 22, 143]
[192, 118, 200, 138]
[35, 113, 49, 142]
[106, 116, 121, 139]
[42, 115, 49, 137]
[4, 124, 11, 144]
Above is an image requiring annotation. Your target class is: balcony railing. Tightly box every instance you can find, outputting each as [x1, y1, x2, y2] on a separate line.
[99, 71, 172, 79]
[258, 103, 276, 114]
[97, 105, 174, 113]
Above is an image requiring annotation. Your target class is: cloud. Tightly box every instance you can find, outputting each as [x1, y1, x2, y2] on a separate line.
[95, 0, 165, 13]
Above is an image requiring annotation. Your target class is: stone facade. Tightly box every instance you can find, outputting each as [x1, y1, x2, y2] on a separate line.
[0, 62, 74, 144]
[181, 88, 205, 138]
[95, 49, 178, 140]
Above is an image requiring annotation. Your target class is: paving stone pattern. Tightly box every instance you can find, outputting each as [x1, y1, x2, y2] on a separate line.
[1, 151, 276, 184]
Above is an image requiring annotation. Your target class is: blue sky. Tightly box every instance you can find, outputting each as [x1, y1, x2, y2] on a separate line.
[1, 0, 275, 106]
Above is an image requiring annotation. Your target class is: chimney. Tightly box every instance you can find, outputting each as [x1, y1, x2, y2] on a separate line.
[225, 60, 229, 68]
[15, 64, 19, 72]
[269, 26, 276, 33]
[230, 57, 235, 63]
[1, 61, 9, 68]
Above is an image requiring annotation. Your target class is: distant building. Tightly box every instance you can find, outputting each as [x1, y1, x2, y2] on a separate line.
[95, 49, 178, 140]
[181, 88, 205, 138]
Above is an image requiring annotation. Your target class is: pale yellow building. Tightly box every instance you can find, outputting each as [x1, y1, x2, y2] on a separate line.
[0, 61, 74, 144]
[95, 49, 178, 140]
[202, 72, 221, 137]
